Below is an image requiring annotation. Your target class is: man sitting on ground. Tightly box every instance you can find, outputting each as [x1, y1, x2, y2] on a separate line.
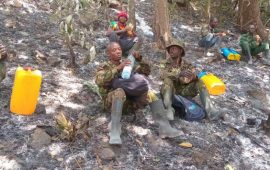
[95, 42, 181, 145]
[239, 24, 270, 64]
[106, 11, 139, 56]
[161, 39, 220, 121]
[198, 17, 227, 54]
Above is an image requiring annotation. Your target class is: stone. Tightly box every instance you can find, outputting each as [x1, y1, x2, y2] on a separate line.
[31, 128, 51, 149]
[108, 0, 121, 9]
[0, 155, 23, 170]
[48, 57, 61, 67]
[99, 148, 116, 161]
[35, 104, 46, 114]
[103, 165, 113, 170]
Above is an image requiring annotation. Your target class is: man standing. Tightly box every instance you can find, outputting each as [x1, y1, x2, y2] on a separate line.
[239, 24, 270, 64]
[95, 42, 181, 145]
[161, 39, 220, 121]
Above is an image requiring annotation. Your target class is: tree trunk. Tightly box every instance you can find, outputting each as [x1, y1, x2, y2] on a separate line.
[154, 0, 171, 49]
[237, 0, 268, 41]
[206, 0, 211, 20]
[128, 0, 136, 31]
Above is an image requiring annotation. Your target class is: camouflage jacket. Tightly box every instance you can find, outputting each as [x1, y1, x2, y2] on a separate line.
[239, 33, 260, 50]
[160, 59, 198, 97]
[160, 59, 195, 81]
[95, 59, 150, 100]
[201, 25, 222, 38]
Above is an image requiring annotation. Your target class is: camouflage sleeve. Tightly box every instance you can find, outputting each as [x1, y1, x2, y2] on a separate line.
[135, 59, 151, 76]
[176, 81, 199, 98]
[178, 61, 198, 85]
[240, 34, 257, 49]
[95, 64, 118, 87]
[213, 27, 223, 33]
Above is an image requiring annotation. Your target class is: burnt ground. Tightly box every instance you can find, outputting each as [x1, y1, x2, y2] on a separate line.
[1, 0, 270, 169]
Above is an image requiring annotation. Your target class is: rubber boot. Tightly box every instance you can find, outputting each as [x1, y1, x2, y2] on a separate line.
[242, 48, 253, 64]
[198, 81, 220, 120]
[261, 114, 270, 136]
[262, 49, 270, 66]
[109, 98, 123, 145]
[162, 87, 175, 120]
[0, 44, 7, 82]
[0, 61, 6, 82]
[150, 99, 182, 138]
[263, 116, 270, 128]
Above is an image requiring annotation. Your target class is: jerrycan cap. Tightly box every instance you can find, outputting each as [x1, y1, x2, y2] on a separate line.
[198, 71, 207, 79]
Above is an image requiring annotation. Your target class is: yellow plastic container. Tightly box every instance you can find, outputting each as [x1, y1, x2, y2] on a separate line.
[198, 72, 226, 95]
[10, 67, 42, 115]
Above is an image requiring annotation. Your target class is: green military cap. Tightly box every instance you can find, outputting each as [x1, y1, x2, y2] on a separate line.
[166, 39, 185, 57]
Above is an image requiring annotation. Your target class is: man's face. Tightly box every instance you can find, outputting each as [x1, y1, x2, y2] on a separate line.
[249, 25, 256, 34]
[108, 43, 122, 62]
[210, 19, 218, 28]
[169, 45, 183, 59]
[118, 16, 127, 23]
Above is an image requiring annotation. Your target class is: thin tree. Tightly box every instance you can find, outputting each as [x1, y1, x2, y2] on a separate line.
[237, 0, 268, 41]
[128, 0, 136, 31]
[154, 0, 172, 49]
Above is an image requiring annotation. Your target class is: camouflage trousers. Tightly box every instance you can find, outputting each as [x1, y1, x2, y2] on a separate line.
[104, 88, 157, 114]
[161, 78, 199, 99]
[240, 41, 269, 57]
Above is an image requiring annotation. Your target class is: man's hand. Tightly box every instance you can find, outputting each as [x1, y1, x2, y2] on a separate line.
[254, 34, 262, 44]
[132, 51, 142, 61]
[179, 70, 196, 84]
[116, 59, 131, 71]
[125, 23, 134, 32]
[0, 44, 7, 60]
[216, 32, 226, 36]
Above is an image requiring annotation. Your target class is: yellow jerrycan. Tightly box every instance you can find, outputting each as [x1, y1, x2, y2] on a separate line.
[198, 71, 226, 96]
[10, 67, 42, 115]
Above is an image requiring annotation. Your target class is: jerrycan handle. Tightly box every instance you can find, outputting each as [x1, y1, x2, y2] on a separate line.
[198, 71, 207, 79]
[23, 67, 34, 71]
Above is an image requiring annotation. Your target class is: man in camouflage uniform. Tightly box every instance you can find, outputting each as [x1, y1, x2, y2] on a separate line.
[95, 42, 181, 145]
[0, 43, 7, 82]
[239, 24, 270, 65]
[161, 39, 219, 120]
[198, 17, 227, 53]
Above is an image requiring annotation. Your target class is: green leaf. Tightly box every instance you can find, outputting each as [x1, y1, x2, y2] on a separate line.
[65, 15, 73, 25]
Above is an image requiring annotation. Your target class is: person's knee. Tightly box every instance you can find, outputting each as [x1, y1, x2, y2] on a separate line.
[262, 42, 269, 50]
[240, 41, 250, 49]
[163, 78, 173, 85]
[113, 88, 126, 100]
